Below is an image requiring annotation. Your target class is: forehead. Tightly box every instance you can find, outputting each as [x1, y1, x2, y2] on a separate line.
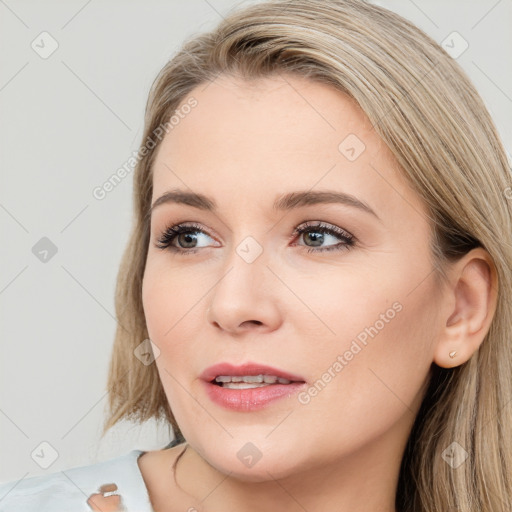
[164, 73, 375, 154]
[150, 73, 427, 223]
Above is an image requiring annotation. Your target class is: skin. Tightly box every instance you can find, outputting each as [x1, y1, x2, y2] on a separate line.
[139, 73, 498, 512]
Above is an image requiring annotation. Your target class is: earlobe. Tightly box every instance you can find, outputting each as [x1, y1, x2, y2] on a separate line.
[433, 248, 498, 369]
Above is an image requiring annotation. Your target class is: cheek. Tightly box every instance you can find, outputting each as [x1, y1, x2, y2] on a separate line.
[142, 263, 206, 424]
[299, 269, 437, 436]
[142, 258, 205, 345]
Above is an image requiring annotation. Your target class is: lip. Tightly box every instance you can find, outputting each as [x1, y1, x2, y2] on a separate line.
[200, 362, 307, 412]
[199, 362, 306, 383]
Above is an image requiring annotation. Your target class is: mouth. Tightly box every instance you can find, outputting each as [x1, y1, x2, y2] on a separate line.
[200, 362, 307, 411]
[200, 361, 306, 385]
[211, 374, 301, 389]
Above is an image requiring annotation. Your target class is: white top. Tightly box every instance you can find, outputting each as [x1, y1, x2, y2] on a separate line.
[0, 449, 154, 511]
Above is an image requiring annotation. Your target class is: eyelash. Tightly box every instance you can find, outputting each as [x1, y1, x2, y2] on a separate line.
[154, 221, 355, 255]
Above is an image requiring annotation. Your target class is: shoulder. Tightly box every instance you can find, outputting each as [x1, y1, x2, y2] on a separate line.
[0, 449, 153, 512]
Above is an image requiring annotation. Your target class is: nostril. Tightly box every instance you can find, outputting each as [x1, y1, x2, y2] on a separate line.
[241, 320, 263, 327]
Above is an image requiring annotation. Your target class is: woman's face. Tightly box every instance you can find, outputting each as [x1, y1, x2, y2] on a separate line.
[142, 73, 444, 481]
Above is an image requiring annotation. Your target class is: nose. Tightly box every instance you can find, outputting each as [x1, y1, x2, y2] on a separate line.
[206, 249, 283, 335]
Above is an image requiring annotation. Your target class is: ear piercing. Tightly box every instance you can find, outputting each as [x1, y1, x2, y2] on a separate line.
[449, 350, 457, 359]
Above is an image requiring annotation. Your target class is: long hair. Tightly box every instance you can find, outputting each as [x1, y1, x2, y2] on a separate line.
[102, 1, 512, 510]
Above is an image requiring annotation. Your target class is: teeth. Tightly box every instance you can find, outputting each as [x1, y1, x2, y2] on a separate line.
[214, 374, 293, 385]
[239, 375, 264, 383]
[215, 376, 234, 383]
[222, 382, 272, 389]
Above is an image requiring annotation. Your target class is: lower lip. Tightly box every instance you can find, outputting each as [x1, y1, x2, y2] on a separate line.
[203, 380, 306, 411]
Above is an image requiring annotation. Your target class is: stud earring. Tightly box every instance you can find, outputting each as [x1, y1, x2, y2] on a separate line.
[449, 350, 457, 359]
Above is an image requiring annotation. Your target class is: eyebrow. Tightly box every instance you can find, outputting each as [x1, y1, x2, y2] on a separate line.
[149, 189, 381, 221]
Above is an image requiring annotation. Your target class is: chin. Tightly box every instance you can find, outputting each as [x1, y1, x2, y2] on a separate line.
[199, 440, 304, 483]
[213, 456, 296, 483]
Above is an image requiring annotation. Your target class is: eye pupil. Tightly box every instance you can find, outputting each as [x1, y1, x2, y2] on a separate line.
[304, 231, 324, 246]
[180, 233, 197, 248]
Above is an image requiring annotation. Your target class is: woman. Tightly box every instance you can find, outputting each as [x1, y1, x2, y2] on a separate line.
[1, 0, 510, 510]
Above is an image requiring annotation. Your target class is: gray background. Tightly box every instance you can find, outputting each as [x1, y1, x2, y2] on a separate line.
[1, 0, 511, 484]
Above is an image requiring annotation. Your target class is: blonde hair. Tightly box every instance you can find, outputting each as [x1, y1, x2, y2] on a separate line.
[102, 1, 512, 509]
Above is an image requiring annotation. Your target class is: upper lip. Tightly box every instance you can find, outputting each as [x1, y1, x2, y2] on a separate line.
[200, 362, 306, 383]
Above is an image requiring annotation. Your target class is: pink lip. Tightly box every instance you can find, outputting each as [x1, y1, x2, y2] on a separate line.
[200, 362, 307, 412]
[199, 362, 306, 383]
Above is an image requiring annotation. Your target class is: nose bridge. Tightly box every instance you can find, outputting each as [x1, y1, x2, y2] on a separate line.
[220, 232, 268, 296]
[217, 206, 270, 270]
[207, 229, 279, 323]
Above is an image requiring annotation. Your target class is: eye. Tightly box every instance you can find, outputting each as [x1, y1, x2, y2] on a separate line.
[154, 222, 217, 254]
[154, 221, 355, 255]
[291, 221, 355, 253]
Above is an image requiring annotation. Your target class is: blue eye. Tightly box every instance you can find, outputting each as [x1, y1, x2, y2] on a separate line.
[154, 221, 355, 255]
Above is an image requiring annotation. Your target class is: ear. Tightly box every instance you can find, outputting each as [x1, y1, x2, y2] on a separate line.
[433, 247, 499, 369]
